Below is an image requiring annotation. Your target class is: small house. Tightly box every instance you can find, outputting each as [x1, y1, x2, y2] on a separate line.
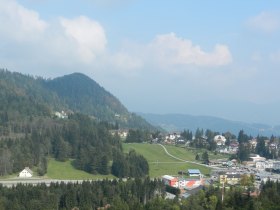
[19, 167, 33, 178]
[162, 175, 178, 187]
[226, 174, 241, 185]
[249, 155, 266, 162]
[187, 169, 201, 177]
[219, 172, 241, 185]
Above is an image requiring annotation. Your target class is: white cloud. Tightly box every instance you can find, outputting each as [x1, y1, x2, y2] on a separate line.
[60, 16, 107, 63]
[150, 33, 232, 67]
[0, 0, 232, 79]
[247, 12, 280, 33]
[112, 33, 232, 72]
[0, 0, 47, 41]
[0, 0, 107, 75]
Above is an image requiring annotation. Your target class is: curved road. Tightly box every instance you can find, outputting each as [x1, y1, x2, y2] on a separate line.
[158, 144, 216, 169]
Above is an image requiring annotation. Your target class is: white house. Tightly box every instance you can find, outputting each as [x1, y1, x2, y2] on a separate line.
[19, 167, 33, 178]
[256, 161, 273, 170]
[273, 161, 280, 170]
[54, 110, 68, 119]
[249, 139, 258, 149]
[214, 135, 227, 146]
[250, 155, 266, 162]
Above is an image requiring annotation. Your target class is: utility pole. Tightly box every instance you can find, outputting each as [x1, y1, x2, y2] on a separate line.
[222, 181, 225, 203]
[221, 176, 225, 203]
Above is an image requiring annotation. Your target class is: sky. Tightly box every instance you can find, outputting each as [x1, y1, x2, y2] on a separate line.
[1, 0, 280, 125]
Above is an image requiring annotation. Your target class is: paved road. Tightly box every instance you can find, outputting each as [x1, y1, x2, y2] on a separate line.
[158, 144, 217, 169]
[0, 179, 94, 187]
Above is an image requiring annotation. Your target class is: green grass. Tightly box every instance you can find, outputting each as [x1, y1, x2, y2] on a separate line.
[0, 144, 223, 180]
[123, 143, 178, 162]
[123, 143, 211, 177]
[46, 158, 115, 180]
[164, 145, 197, 161]
[188, 147, 230, 160]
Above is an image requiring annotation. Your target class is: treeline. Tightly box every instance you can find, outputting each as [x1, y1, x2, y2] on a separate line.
[112, 150, 149, 178]
[0, 69, 62, 121]
[234, 130, 279, 161]
[0, 178, 165, 210]
[125, 129, 151, 143]
[0, 113, 149, 178]
[178, 128, 280, 162]
[0, 178, 279, 209]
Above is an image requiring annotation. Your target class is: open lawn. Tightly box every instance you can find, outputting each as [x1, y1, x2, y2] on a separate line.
[166, 145, 230, 160]
[123, 143, 212, 177]
[46, 158, 115, 180]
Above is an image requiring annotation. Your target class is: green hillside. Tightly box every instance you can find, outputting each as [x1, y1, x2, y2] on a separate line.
[0, 69, 156, 178]
[44, 73, 154, 130]
[46, 158, 115, 180]
[123, 143, 211, 177]
[44, 73, 127, 121]
[0, 69, 154, 130]
[0, 70, 62, 121]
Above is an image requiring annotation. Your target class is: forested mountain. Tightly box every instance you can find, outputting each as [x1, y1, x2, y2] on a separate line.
[0, 69, 153, 177]
[0, 69, 154, 130]
[139, 113, 280, 136]
[0, 70, 61, 121]
[43, 72, 155, 130]
[43, 73, 128, 123]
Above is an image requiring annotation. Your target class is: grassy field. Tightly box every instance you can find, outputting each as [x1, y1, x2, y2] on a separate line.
[43, 144, 228, 179]
[123, 143, 213, 177]
[1, 144, 225, 180]
[46, 158, 115, 180]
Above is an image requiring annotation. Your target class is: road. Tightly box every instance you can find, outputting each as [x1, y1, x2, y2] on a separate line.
[0, 178, 92, 188]
[158, 144, 217, 169]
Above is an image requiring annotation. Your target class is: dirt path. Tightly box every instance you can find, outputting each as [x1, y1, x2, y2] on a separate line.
[158, 144, 215, 169]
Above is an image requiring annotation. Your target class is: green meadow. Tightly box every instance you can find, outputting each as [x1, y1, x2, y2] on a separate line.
[44, 143, 227, 179]
[46, 158, 115, 180]
[123, 143, 214, 177]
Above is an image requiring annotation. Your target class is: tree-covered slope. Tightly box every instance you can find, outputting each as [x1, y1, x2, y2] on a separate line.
[43, 73, 128, 120]
[0, 69, 153, 177]
[0, 69, 154, 130]
[0, 69, 62, 121]
[43, 72, 154, 130]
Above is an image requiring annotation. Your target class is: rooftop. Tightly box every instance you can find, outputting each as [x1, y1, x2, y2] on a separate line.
[188, 169, 201, 174]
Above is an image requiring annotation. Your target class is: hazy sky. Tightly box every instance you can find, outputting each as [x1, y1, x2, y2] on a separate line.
[1, 0, 280, 124]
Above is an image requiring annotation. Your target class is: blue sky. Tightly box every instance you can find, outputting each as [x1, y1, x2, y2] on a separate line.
[1, 0, 280, 124]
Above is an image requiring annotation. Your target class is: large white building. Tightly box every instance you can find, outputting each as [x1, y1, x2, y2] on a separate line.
[214, 135, 227, 146]
[255, 160, 280, 171]
[256, 161, 273, 170]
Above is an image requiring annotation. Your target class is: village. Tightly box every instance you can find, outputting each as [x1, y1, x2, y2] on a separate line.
[155, 132, 280, 199]
[13, 128, 280, 201]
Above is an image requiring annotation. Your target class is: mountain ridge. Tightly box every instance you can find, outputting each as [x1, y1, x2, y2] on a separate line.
[139, 113, 280, 136]
[0, 69, 154, 130]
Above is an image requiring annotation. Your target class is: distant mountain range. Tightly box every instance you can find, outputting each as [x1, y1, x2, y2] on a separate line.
[138, 113, 280, 136]
[0, 69, 154, 130]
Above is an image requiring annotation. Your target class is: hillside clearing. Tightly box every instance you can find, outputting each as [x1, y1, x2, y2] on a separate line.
[123, 143, 214, 177]
[46, 158, 115, 180]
